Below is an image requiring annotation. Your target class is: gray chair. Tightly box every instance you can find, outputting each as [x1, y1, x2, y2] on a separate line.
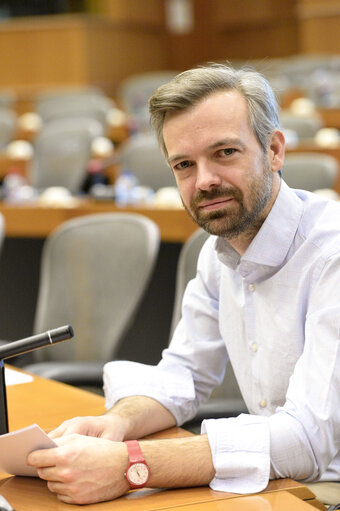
[170, 229, 247, 427]
[36, 93, 115, 129]
[0, 108, 17, 150]
[23, 213, 160, 388]
[282, 152, 339, 192]
[279, 111, 324, 141]
[117, 71, 179, 131]
[118, 132, 176, 191]
[29, 117, 104, 192]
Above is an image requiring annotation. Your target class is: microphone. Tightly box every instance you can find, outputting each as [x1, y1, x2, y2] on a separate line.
[0, 325, 74, 436]
[0, 325, 74, 360]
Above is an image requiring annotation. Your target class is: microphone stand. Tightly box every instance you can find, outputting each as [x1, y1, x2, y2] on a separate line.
[0, 359, 8, 435]
[0, 325, 74, 436]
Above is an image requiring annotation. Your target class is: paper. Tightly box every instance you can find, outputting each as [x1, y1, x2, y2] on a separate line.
[4, 368, 33, 386]
[0, 424, 56, 477]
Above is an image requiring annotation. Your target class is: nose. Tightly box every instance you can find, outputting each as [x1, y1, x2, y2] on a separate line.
[196, 161, 222, 191]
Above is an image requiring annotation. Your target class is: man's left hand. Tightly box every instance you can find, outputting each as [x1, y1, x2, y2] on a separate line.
[27, 434, 130, 504]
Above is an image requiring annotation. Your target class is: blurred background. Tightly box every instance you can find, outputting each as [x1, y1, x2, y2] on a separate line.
[1, 0, 340, 369]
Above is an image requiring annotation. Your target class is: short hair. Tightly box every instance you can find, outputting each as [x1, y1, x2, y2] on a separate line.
[149, 63, 280, 156]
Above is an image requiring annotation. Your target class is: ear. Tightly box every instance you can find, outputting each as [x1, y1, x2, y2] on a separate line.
[268, 129, 285, 173]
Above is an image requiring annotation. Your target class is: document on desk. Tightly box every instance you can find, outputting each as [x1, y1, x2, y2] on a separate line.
[4, 368, 33, 386]
[0, 424, 56, 476]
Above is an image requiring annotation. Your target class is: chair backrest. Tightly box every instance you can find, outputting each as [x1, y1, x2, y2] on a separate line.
[30, 117, 103, 192]
[118, 132, 176, 190]
[36, 94, 114, 129]
[117, 71, 179, 130]
[279, 111, 323, 140]
[170, 229, 209, 339]
[282, 152, 339, 191]
[169, 228, 246, 414]
[0, 108, 17, 150]
[33, 213, 160, 363]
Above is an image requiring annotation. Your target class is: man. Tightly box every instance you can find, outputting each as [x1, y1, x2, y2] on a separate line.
[28, 64, 340, 506]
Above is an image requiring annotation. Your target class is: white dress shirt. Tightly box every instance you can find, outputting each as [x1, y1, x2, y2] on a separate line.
[104, 180, 340, 494]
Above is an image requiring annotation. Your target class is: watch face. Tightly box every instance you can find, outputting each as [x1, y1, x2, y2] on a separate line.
[127, 462, 149, 486]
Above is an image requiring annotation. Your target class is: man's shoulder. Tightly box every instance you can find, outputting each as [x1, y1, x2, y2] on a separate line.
[298, 192, 340, 254]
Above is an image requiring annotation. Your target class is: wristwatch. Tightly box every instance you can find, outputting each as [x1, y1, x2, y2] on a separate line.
[124, 440, 150, 489]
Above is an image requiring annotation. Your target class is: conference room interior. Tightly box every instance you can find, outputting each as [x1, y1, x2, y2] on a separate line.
[1, 0, 340, 409]
[2, 1, 340, 509]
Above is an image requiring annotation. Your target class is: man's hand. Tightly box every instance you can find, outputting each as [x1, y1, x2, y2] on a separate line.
[27, 435, 130, 505]
[48, 414, 127, 441]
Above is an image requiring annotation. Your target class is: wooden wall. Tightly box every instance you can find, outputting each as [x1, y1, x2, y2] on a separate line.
[1, 0, 340, 111]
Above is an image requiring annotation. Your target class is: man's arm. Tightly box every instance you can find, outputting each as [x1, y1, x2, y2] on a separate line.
[49, 395, 177, 440]
[28, 430, 214, 505]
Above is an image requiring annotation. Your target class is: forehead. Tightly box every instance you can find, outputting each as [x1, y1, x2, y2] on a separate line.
[163, 90, 253, 150]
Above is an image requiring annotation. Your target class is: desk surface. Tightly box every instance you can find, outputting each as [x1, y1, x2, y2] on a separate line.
[0, 369, 320, 510]
[0, 200, 198, 243]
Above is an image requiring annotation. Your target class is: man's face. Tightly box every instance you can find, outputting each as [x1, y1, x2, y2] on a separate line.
[163, 90, 280, 241]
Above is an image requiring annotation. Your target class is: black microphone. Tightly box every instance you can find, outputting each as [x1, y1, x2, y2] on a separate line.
[0, 325, 74, 436]
[0, 325, 74, 360]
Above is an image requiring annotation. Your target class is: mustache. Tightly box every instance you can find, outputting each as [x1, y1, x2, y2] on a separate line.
[191, 186, 243, 208]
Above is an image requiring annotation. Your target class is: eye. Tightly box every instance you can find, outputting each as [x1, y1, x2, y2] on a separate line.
[219, 148, 236, 157]
[173, 160, 192, 171]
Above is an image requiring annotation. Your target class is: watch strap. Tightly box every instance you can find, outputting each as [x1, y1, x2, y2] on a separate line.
[125, 440, 145, 463]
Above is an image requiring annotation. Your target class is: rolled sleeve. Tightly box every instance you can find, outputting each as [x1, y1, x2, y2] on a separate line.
[202, 414, 270, 494]
[103, 360, 196, 425]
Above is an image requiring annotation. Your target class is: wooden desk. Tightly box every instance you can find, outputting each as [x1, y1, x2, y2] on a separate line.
[0, 200, 198, 243]
[0, 369, 322, 511]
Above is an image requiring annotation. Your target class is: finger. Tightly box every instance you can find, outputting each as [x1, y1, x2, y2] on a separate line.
[48, 425, 68, 439]
[27, 447, 58, 467]
[47, 480, 70, 496]
[37, 466, 61, 482]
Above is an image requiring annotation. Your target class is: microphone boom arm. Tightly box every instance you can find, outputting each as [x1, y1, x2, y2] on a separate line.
[0, 325, 74, 436]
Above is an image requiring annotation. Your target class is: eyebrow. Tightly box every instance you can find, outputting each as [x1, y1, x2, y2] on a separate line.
[167, 137, 245, 165]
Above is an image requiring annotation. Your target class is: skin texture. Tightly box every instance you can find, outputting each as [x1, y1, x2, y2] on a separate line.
[27, 89, 285, 504]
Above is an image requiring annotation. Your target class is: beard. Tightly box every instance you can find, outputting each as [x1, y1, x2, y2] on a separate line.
[182, 159, 274, 240]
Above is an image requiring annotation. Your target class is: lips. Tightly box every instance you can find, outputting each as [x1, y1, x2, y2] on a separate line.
[198, 197, 234, 211]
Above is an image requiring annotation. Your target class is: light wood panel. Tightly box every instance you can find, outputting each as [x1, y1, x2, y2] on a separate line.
[0, 201, 198, 243]
[296, 0, 340, 53]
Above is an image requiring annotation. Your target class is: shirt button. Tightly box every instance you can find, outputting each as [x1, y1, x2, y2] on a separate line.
[259, 399, 267, 408]
[251, 343, 258, 352]
[248, 283, 255, 292]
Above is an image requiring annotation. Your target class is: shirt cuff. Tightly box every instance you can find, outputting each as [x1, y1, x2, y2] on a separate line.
[103, 360, 196, 425]
[202, 414, 270, 494]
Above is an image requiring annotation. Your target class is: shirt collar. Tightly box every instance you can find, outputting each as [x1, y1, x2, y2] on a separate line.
[215, 180, 304, 273]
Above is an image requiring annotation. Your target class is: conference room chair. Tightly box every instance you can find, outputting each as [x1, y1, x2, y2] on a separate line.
[36, 92, 115, 130]
[29, 116, 104, 193]
[117, 131, 176, 191]
[279, 111, 324, 141]
[117, 70, 179, 131]
[0, 108, 17, 150]
[35, 85, 106, 104]
[23, 213, 160, 390]
[169, 228, 247, 431]
[282, 152, 339, 192]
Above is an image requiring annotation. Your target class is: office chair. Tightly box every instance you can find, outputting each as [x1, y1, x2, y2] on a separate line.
[117, 71, 179, 131]
[118, 132, 176, 191]
[279, 111, 324, 141]
[0, 108, 17, 150]
[29, 117, 104, 192]
[23, 213, 160, 388]
[36, 93, 115, 129]
[282, 152, 339, 192]
[170, 228, 247, 428]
